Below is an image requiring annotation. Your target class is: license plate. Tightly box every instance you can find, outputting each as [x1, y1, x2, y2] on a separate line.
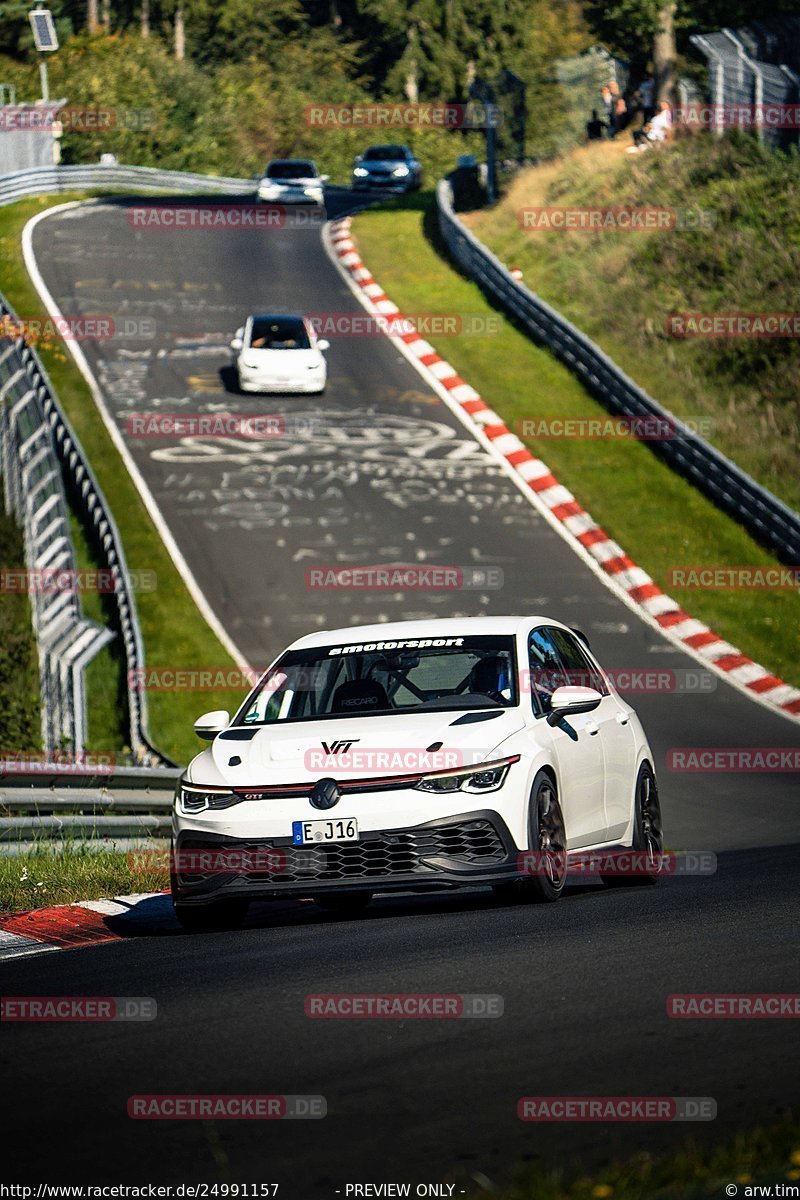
[292, 818, 358, 845]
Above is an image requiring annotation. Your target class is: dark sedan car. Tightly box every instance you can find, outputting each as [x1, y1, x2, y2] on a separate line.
[352, 145, 422, 192]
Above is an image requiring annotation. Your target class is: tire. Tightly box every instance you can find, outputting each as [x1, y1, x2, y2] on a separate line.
[312, 891, 373, 914]
[493, 771, 567, 904]
[173, 898, 249, 932]
[602, 762, 663, 887]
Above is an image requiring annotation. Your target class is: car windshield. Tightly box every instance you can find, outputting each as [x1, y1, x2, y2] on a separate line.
[236, 636, 518, 725]
[266, 162, 316, 179]
[249, 317, 310, 350]
[363, 146, 408, 161]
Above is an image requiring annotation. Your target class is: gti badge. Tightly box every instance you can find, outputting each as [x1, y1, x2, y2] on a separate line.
[310, 777, 341, 810]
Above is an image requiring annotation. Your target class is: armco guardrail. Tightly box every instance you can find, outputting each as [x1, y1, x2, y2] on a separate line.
[0, 765, 180, 852]
[0, 315, 113, 752]
[0, 287, 169, 764]
[436, 179, 800, 564]
[0, 162, 253, 206]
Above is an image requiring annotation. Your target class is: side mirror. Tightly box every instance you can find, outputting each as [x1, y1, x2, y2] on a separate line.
[231, 326, 244, 351]
[353, 155, 362, 164]
[546, 686, 603, 726]
[320, 174, 330, 183]
[316, 338, 330, 351]
[194, 709, 230, 740]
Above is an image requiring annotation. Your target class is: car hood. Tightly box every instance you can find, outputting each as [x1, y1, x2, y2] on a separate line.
[191, 708, 525, 787]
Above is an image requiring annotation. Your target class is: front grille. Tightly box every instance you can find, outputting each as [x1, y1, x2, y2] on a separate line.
[179, 818, 506, 885]
[251, 819, 505, 882]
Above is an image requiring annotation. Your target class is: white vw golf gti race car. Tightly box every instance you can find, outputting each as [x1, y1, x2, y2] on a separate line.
[231, 313, 329, 394]
[171, 617, 663, 930]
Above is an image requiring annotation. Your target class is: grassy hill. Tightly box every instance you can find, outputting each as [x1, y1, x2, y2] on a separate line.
[464, 132, 800, 514]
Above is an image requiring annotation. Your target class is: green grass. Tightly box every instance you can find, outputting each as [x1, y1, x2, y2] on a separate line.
[0, 845, 168, 914]
[0, 508, 41, 753]
[0, 194, 240, 765]
[477, 1117, 800, 1200]
[352, 192, 800, 689]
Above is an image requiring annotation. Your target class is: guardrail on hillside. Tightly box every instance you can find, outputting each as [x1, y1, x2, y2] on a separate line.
[436, 179, 800, 565]
[0, 162, 253, 207]
[0, 288, 169, 765]
[0, 309, 113, 753]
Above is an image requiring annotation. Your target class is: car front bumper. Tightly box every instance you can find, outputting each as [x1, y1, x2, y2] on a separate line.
[257, 187, 324, 204]
[238, 376, 325, 394]
[237, 364, 326, 394]
[352, 177, 413, 191]
[171, 810, 521, 905]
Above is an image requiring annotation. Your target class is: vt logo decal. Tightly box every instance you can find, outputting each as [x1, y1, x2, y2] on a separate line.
[321, 739, 360, 755]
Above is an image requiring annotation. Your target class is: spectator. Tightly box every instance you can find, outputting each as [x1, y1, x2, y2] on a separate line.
[640, 76, 656, 122]
[610, 96, 628, 137]
[630, 100, 673, 151]
[600, 85, 613, 125]
[586, 109, 607, 140]
[648, 100, 672, 141]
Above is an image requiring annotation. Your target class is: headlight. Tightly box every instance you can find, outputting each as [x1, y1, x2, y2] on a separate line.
[353, 167, 369, 177]
[178, 783, 241, 813]
[304, 186, 321, 196]
[414, 755, 518, 794]
[392, 165, 410, 177]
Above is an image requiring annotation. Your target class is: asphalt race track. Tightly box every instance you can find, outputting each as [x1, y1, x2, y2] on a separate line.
[3, 190, 798, 1193]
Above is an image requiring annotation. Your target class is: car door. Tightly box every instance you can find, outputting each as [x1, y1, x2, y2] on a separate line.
[548, 628, 638, 844]
[527, 627, 607, 848]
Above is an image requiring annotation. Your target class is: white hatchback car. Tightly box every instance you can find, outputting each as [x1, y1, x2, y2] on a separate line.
[231, 314, 329, 394]
[171, 617, 663, 930]
[256, 159, 327, 205]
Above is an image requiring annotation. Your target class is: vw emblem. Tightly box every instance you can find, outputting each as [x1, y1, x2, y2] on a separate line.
[309, 777, 340, 810]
